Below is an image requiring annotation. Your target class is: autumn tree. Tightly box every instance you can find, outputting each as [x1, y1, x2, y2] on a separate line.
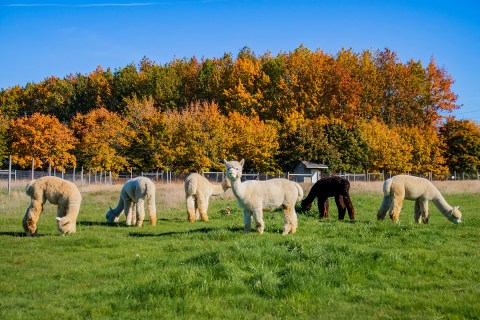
[440, 118, 480, 172]
[70, 107, 130, 172]
[197, 54, 233, 105]
[224, 111, 279, 173]
[323, 120, 369, 172]
[223, 47, 269, 116]
[123, 95, 172, 171]
[0, 114, 9, 164]
[358, 119, 413, 173]
[110, 62, 142, 113]
[424, 58, 460, 125]
[276, 111, 339, 172]
[399, 125, 448, 175]
[165, 101, 228, 172]
[18, 76, 76, 122]
[9, 113, 77, 170]
[0, 85, 24, 118]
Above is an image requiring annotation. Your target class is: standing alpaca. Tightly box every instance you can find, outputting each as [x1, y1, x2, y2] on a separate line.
[224, 159, 303, 235]
[301, 176, 355, 221]
[106, 177, 157, 227]
[377, 175, 462, 224]
[184, 173, 230, 222]
[23, 176, 82, 236]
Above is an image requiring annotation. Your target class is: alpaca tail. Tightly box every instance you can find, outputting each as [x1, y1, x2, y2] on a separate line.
[185, 175, 197, 196]
[377, 178, 393, 220]
[25, 180, 35, 197]
[383, 178, 393, 196]
[295, 183, 304, 202]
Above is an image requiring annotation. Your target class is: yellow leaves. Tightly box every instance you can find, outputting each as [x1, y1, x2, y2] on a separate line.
[224, 111, 279, 173]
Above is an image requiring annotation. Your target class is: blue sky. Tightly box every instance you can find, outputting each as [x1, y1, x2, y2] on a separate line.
[0, 0, 479, 120]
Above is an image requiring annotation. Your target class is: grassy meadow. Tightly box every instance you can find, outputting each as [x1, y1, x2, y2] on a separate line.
[0, 180, 479, 319]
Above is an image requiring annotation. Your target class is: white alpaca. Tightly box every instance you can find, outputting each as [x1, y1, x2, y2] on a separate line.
[224, 159, 303, 235]
[184, 173, 230, 222]
[23, 176, 82, 236]
[377, 175, 462, 224]
[106, 177, 157, 227]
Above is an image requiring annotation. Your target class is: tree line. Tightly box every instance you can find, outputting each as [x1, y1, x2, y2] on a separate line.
[0, 46, 479, 175]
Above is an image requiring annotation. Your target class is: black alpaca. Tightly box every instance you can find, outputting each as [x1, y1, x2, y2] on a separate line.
[301, 176, 355, 221]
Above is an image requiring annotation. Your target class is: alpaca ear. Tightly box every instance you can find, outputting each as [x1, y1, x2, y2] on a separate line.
[109, 206, 112, 210]
[240, 159, 245, 166]
[455, 206, 460, 210]
[223, 159, 228, 166]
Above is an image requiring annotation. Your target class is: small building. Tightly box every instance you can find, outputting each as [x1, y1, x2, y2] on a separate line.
[293, 161, 328, 183]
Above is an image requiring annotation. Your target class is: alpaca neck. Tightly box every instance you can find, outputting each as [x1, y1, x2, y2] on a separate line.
[229, 177, 246, 200]
[432, 194, 453, 217]
[302, 184, 318, 206]
[112, 196, 125, 215]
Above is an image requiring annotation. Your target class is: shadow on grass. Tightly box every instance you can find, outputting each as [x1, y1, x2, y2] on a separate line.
[0, 231, 45, 237]
[77, 221, 114, 227]
[128, 226, 244, 237]
[78, 218, 184, 228]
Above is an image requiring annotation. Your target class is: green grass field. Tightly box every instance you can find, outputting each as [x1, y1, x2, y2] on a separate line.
[0, 182, 479, 319]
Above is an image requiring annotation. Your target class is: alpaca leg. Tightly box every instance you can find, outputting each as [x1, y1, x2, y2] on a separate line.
[195, 197, 200, 220]
[56, 201, 79, 235]
[414, 199, 422, 223]
[135, 199, 145, 227]
[22, 200, 43, 236]
[317, 197, 329, 219]
[377, 196, 391, 220]
[198, 196, 209, 222]
[335, 195, 347, 220]
[186, 195, 196, 222]
[124, 200, 133, 226]
[130, 203, 137, 226]
[344, 193, 355, 221]
[56, 203, 71, 235]
[390, 195, 404, 223]
[243, 210, 252, 234]
[282, 206, 298, 235]
[421, 200, 429, 224]
[253, 209, 265, 234]
[147, 197, 157, 226]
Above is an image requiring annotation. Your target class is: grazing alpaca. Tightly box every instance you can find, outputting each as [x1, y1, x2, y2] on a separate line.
[377, 175, 462, 224]
[301, 176, 355, 221]
[23, 176, 82, 236]
[106, 177, 157, 227]
[184, 173, 230, 222]
[224, 159, 303, 235]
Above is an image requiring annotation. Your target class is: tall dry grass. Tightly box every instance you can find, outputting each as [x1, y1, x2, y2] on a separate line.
[348, 180, 480, 195]
[1, 179, 478, 214]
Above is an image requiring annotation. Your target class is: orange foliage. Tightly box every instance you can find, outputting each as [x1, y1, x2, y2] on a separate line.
[70, 107, 130, 172]
[9, 113, 77, 169]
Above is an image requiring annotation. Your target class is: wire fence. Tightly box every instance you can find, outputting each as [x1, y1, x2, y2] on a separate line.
[1, 168, 479, 186]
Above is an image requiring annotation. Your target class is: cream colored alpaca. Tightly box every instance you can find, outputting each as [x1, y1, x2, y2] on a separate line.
[106, 177, 157, 227]
[224, 159, 303, 235]
[377, 175, 462, 224]
[184, 173, 230, 222]
[23, 176, 82, 236]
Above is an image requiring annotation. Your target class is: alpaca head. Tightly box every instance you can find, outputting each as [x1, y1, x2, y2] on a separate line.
[300, 199, 312, 212]
[106, 206, 120, 223]
[223, 159, 244, 181]
[448, 206, 462, 224]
